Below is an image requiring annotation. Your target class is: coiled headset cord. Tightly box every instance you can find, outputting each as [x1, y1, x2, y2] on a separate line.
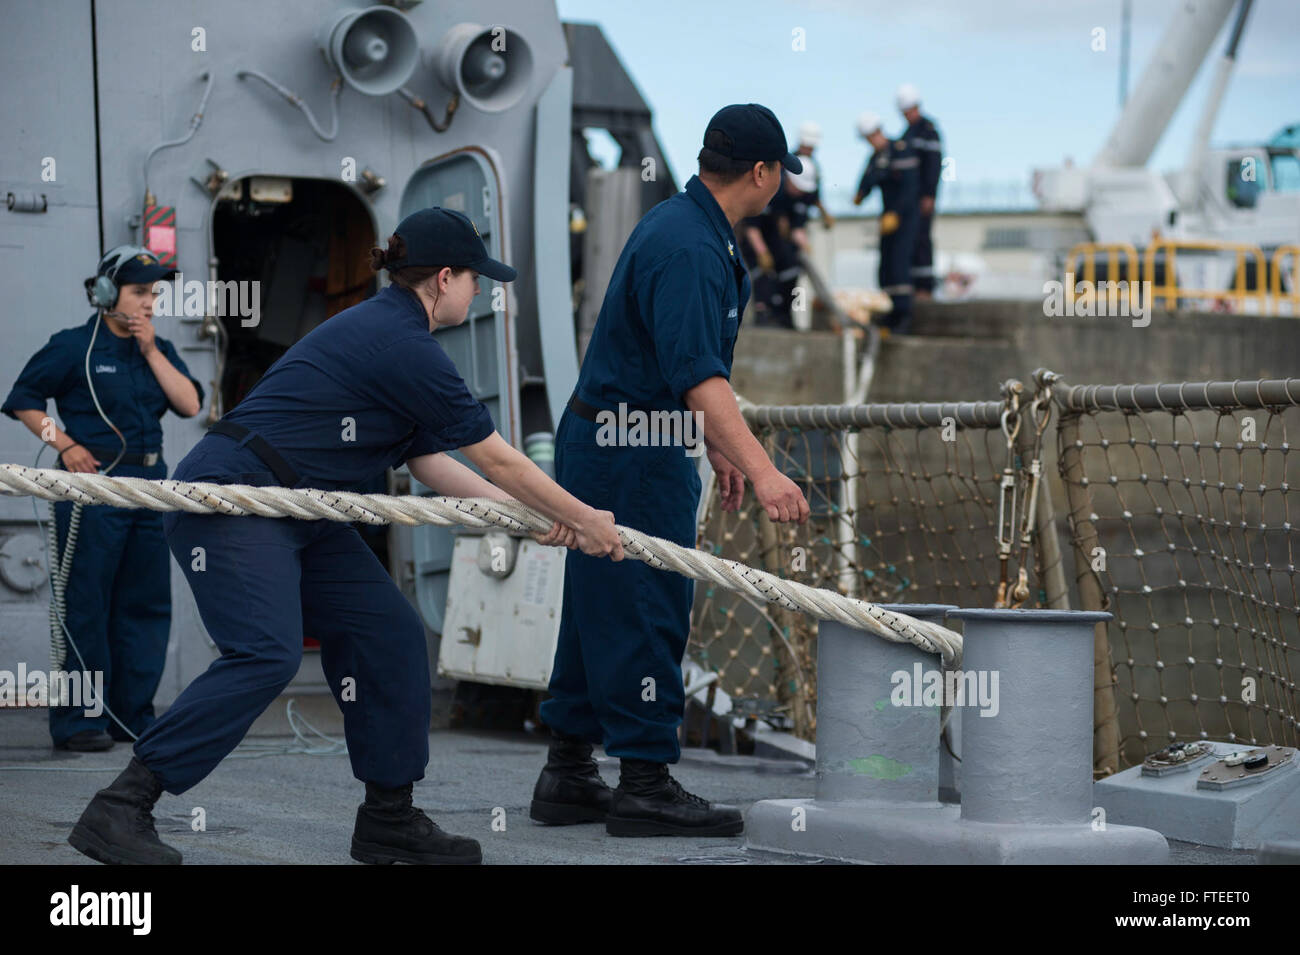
[43, 310, 128, 715]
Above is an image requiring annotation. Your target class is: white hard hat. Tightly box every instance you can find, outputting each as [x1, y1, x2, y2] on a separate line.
[856, 111, 882, 138]
[798, 121, 823, 148]
[897, 83, 921, 111]
[786, 158, 819, 193]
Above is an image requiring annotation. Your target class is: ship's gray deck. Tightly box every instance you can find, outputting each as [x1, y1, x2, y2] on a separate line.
[0, 701, 1255, 866]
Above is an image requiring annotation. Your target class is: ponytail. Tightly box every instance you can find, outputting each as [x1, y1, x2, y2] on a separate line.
[369, 234, 457, 292]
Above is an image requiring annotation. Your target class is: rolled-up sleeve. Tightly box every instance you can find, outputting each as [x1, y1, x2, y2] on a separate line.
[158, 338, 206, 414]
[399, 426, 445, 465]
[637, 248, 730, 402]
[384, 427, 441, 470]
[370, 335, 496, 455]
[2, 335, 74, 419]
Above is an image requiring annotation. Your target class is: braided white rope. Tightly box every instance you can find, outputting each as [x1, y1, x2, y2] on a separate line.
[0, 464, 962, 664]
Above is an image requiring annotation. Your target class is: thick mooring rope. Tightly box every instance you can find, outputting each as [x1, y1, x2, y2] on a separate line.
[0, 464, 962, 664]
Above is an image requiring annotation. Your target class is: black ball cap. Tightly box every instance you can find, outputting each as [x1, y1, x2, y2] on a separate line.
[388, 207, 517, 282]
[704, 104, 802, 174]
[110, 251, 176, 286]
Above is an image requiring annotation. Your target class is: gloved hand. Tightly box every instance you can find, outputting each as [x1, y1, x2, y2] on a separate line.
[757, 250, 775, 273]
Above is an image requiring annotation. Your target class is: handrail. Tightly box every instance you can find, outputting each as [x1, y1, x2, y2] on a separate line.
[1271, 244, 1300, 315]
[1142, 238, 1267, 312]
[1065, 242, 1139, 287]
[1063, 239, 1276, 314]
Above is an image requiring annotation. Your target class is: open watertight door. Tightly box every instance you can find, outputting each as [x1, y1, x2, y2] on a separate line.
[401, 148, 517, 636]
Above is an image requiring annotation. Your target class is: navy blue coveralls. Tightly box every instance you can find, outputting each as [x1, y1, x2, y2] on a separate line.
[132, 284, 495, 794]
[740, 172, 812, 329]
[857, 139, 922, 333]
[540, 174, 748, 763]
[904, 114, 943, 294]
[1, 316, 205, 744]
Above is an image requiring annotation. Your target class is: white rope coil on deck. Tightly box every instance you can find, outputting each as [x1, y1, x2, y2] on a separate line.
[0, 464, 962, 665]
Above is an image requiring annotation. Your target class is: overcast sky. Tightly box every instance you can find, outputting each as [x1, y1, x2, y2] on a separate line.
[554, 0, 1300, 211]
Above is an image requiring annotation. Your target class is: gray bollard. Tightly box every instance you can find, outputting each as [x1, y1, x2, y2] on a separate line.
[816, 604, 956, 804]
[747, 606, 1166, 863]
[949, 608, 1111, 825]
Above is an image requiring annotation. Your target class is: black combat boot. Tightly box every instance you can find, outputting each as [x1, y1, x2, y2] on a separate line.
[606, 758, 744, 837]
[351, 782, 481, 865]
[55, 729, 115, 752]
[68, 757, 182, 865]
[529, 729, 613, 825]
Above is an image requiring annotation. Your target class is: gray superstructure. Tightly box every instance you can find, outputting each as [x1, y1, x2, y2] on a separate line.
[0, 0, 669, 704]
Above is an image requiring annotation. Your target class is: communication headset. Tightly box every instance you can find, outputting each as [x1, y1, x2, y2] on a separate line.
[84, 244, 157, 309]
[73, 246, 142, 472]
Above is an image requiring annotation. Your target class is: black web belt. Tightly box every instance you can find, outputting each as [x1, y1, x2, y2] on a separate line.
[77, 448, 161, 466]
[207, 420, 302, 488]
[567, 395, 695, 444]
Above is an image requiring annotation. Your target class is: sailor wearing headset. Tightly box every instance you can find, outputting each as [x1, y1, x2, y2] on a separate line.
[1, 246, 205, 752]
[66, 208, 623, 866]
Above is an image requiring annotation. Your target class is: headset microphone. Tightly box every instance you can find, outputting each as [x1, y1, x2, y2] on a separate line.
[76, 247, 142, 473]
[85, 244, 156, 308]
